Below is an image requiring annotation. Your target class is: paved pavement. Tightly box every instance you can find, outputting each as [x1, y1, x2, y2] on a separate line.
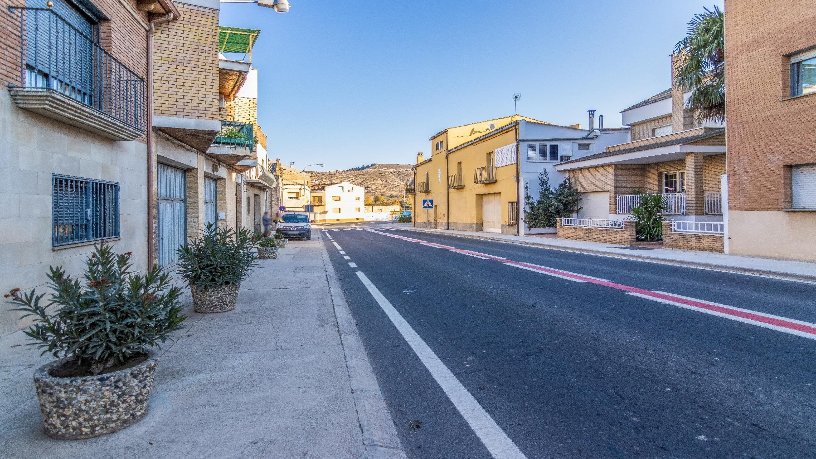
[324, 226, 816, 458]
[388, 224, 816, 282]
[0, 234, 405, 458]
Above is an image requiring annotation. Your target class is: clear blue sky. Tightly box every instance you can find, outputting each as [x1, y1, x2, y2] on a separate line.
[220, 1, 723, 171]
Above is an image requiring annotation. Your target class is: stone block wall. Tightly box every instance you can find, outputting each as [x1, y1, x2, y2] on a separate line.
[556, 221, 636, 245]
[662, 221, 724, 253]
[630, 114, 672, 141]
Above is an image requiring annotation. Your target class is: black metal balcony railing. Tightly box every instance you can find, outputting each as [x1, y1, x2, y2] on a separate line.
[213, 120, 255, 149]
[448, 174, 464, 189]
[418, 181, 431, 193]
[10, 7, 146, 132]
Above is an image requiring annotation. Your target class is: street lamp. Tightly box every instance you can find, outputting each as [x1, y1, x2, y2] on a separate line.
[221, 0, 290, 13]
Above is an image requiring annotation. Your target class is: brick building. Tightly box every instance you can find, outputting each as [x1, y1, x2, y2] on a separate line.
[724, 0, 816, 261]
[0, 0, 176, 334]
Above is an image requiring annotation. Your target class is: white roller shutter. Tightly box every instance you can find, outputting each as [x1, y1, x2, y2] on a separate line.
[792, 164, 816, 209]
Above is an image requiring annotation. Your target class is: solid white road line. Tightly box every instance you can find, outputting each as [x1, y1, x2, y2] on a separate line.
[356, 272, 527, 459]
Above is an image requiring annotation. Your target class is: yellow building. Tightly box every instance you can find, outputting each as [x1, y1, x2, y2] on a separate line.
[412, 114, 629, 234]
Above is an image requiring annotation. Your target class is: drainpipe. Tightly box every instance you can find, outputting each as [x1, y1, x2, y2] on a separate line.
[515, 124, 521, 236]
[146, 11, 177, 268]
[445, 151, 450, 230]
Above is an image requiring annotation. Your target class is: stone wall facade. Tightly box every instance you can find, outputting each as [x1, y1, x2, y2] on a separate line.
[630, 115, 672, 141]
[556, 221, 636, 245]
[662, 221, 724, 253]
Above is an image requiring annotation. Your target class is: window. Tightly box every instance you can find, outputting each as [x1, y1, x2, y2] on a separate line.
[355, 196, 361, 201]
[527, 144, 537, 160]
[652, 125, 672, 137]
[282, 213, 310, 223]
[204, 177, 217, 226]
[508, 202, 519, 226]
[355, 208, 361, 212]
[548, 144, 559, 161]
[52, 175, 119, 247]
[538, 143, 548, 160]
[313, 196, 323, 205]
[334, 208, 342, 213]
[332, 196, 341, 201]
[435, 140, 445, 151]
[791, 164, 816, 209]
[577, 143, 591, 151]
[662, 172, 686, 193]
[791, 50, 816, 97]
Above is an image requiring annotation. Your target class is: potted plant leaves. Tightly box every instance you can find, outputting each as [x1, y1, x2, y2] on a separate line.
[177, 224, 257, 313]
[255, 235, 278, 259]
[274, 232, 287, 248]
[5, 244, 184, 439]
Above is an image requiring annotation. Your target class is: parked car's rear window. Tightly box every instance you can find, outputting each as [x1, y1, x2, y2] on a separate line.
[282, 214, 309, 223]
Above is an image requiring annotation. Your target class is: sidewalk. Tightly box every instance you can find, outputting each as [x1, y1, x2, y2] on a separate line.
[0, 234, 405, 458]
[392, 224, 816, 282]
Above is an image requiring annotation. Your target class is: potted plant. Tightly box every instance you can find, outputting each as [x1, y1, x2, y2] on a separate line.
[274, 232, 287, 248]
[177, 224, 257, 313]
[255, 235, 278, 259]
[5, 244, 184, 439]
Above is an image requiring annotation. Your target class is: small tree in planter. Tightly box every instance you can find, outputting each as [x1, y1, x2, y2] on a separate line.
[177, 224, 257, 313]
[274, 232, 287, 248]
[5, 244, 184, 439]
[254, 235, 278, 259]
[632, 192, 664, 241]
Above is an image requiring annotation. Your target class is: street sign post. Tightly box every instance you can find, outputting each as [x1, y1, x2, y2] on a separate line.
[422, 199, 434, 209]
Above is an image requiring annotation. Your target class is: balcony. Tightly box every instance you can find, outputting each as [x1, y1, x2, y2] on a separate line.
[705, 192, 722, 215]
[418, 181, 431, 193]
[616, 193, 687, 215]
[8, 8, 146, 141]
[405, 178, 416, 194]
[448, 174, 465, 189]
[207, 120, 255, 165]
[218, 27, 259, 99]
[474, 166, 497, 184]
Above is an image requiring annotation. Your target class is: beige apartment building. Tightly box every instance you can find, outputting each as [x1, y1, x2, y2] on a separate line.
[724, 0, 816, 261]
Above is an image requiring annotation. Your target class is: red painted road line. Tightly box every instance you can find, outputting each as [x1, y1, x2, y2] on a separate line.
[363, 229, 816, 340]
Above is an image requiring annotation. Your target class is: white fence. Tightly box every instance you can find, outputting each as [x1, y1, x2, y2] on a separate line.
[705, 192, 722, 215]
[616, 193, 687, 215]
[671, 220, 725, 235]
[561, 218, 625, 229]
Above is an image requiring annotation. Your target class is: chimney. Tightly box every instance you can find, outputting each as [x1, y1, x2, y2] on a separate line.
[598, 114, 604, 130]
[416, 152, 425, 164]
[588, 109, 596, 131]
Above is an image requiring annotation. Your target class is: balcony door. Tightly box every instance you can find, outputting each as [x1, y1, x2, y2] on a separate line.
[157, 164, 186, 267]
[662, 171, 686, 194]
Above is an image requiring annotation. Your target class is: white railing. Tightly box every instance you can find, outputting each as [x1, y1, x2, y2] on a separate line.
[561, 218, 624, 229]
[705, 192, 722, 215]
[671, 220, 725, 235]
[616, 193, 686, 215]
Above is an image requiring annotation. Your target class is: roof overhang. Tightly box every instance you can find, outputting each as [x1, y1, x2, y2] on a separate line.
[219, 59, 252, 98]
[207, 144, 255, 165]
[233, 159, 258, 173]
[556, 144, 726, 171]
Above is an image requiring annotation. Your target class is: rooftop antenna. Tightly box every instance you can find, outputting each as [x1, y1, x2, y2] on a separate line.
[513, 93, 522, 114]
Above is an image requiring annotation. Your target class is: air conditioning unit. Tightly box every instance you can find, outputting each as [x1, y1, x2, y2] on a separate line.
[559, 155, 572, 162]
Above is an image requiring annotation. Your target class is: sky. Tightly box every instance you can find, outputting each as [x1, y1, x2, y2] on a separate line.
[220, 1, 724, 171]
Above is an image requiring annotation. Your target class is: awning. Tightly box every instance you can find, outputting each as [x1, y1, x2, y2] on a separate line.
[218, 27, 261, 57]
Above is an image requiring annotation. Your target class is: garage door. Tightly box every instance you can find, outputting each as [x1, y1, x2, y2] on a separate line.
[482, 193, 502, 233]
[577, 192, 610, 219]
[157, 164, 186, 267]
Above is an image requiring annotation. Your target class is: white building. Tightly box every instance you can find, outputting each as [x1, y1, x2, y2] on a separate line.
[311, 182, 365, 223]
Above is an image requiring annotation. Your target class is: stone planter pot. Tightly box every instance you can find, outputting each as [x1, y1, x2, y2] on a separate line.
[275, 238, 287, 248]
[257, 246, 277, 259]
[33, 354, 157, 440]
[191, 283, 240, 313]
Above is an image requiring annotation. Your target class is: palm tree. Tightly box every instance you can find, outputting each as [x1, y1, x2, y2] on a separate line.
[674, 6, 725, 123]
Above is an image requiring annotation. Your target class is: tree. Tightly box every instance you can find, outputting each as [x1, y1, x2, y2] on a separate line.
[674, 6, 725, 123]
[632, 193, 664, 242]
[524, 171, 582, 228]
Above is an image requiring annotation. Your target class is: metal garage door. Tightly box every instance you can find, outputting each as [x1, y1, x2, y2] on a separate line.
[204, 177, 217, 227]
[578, 191, 610, 219]
[482, 193, 502, 233]
[157, 164, 186, 267]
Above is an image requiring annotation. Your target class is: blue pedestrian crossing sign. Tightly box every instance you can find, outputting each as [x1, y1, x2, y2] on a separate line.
[422, 199, 434, 209]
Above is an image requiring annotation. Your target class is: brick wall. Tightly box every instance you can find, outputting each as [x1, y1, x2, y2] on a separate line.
[630, 115, 672, 141]
[662, 221, 724, 253]
[725, 0, 816, 211]
[556, 221, 636, 245]
[644, 160, 686, 192]
[153, 2, 219, 120]
[614, 165, 647, 195]
[0, 0, 25, 87]
[703, 154, 726, 192]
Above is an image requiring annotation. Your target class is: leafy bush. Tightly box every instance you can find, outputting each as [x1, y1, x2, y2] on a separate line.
[177, 224, 257, 290]
[5, 244, 184, 376]
[632, 193, 664, 241]
[254, 234, 278, 248]
[524, 170, 582, 228]
[396, 214, 412, 223]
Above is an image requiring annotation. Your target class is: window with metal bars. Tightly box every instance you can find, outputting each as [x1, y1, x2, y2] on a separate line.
[52, 175, 119, 247]
[508, 201, 519, 226]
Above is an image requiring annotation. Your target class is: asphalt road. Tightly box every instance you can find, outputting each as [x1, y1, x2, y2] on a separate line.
[322, 226, 816, 458]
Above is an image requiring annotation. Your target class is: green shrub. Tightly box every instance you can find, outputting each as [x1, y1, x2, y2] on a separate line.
[254, 234, 278, 248]
[524, 170, 582, 228]
[177, 224, 257, 290]
[396, 214, 412, 223]
[5, 244, 185, 376]
[632, 193, 664, 241]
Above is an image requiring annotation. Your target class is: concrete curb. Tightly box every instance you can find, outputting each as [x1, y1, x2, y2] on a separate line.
[398, 227, 816, 284]
[320, 235, 407, 459]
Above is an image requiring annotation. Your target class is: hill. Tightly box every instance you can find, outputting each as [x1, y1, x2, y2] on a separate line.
[308, 164, 413, 200]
